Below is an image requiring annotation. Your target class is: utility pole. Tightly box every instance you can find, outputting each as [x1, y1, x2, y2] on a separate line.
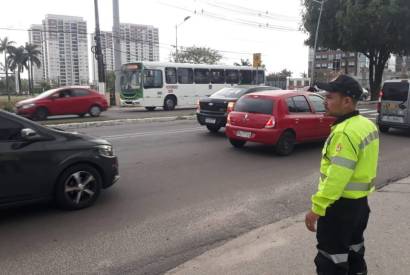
[93, 0, 105, 95]
[310, 0, 325, 85]
[175, 16, 191, 62]
[112, 0, 120, 106]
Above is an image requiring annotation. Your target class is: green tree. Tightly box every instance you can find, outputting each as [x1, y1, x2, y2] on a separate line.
[234, 58, 251, 66]
[266, 69, 293, 81]
[302, 0, 410, 99]
[0, 37, 16, 101]
[105, 70, 115, 94]
[8, 46, 28, 94]
[171, 46, 223, 64]
[24, 43, 41, 94]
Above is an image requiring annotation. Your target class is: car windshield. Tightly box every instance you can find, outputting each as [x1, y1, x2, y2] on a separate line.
[210, 87, 248, 99]
[35, 89, 59, 99]
[235, 96, 274, 114]
[382, 82, 409, 101]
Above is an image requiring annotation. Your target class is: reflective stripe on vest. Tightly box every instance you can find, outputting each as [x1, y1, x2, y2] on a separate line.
[320, 174, 374, 191]
[331, 156, 356, 170]
[345, 181, 374, 191]
[318, 249, 348, 264]
[359, 130, 379, 150]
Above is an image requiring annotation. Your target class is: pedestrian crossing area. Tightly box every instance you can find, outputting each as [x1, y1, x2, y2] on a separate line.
[359, 108, 378, 121]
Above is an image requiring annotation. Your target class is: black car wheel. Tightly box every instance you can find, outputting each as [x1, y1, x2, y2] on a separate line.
[229, 138, 246, 148]
[56, 164, 102, 210]
[206, 125, 221, 133]
[163, 97, 176, 111]
[34, 107, 48, 120]
[275, 131, 296, 156]
[89, 105, 102, 117]
[379, 125, 389, 133]
[145, 107, 156, 111]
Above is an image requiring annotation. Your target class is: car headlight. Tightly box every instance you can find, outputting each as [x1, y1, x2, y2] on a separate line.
[21, 103, 36, 109]
[97, 145, 114, 157]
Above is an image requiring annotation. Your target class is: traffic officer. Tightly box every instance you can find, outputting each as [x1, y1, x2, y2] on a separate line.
[305, 74, 379, 275]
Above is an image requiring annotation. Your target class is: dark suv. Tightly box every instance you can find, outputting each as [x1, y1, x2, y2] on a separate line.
[0, 110, 119, 210]
[196, 85, 280, 132]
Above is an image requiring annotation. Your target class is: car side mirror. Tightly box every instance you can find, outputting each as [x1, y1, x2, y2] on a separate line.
[21, 128, 43, 141]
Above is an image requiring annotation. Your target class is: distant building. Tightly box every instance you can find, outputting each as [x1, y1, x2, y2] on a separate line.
[29, 14, 89, 86]
[308, 48, 397, 88]
[91, 23, 159, 83]
[28, 24, 44, 85]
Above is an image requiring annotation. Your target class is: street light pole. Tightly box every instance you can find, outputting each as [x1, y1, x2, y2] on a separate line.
[310, 0, 325, 85]
[175, 16, 191, 63]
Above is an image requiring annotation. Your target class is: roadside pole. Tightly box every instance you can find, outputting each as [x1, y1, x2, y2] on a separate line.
[112, 0, 121, 106]
[93, 0, 106, 95]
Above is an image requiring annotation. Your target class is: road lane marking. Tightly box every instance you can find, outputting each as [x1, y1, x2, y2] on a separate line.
[101, 127, 205, 140]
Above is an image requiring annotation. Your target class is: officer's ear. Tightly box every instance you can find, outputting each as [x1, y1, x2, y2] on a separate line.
[342, 95, 355, 106]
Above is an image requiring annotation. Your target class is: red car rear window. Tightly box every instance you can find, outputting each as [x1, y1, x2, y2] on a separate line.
[234, 97, 274, 115]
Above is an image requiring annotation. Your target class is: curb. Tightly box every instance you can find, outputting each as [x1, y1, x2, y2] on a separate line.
[46, 115, 196, 130]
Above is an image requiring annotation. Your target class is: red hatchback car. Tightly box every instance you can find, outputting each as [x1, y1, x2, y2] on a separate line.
[225, 90, 335, 155]
[16, 86, 108, 120]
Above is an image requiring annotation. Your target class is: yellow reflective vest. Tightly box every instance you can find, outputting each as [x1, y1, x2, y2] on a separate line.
[311, 113, 379, 216]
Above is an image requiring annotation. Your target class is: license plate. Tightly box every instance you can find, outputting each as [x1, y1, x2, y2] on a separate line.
[205, 118, 216, 124]
[381, 116, 404, 123]
[383, 103, 399, 111]
[236, 130, 252, 138]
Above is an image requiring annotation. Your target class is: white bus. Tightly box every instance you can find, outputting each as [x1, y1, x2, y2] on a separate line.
[119, 62, 265, 110]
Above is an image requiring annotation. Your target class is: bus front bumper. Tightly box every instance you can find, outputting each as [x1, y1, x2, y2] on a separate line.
[120, 99, 142, 107]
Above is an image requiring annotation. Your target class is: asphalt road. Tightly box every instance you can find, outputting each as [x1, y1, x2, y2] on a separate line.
[1, 107, 409, 275]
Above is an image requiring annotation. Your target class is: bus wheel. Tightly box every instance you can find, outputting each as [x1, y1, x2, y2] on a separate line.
[164, 96, 176, 111]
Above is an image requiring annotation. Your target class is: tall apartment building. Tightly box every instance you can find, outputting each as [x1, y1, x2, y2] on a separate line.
[28, 24, 44, 85]
[30, 14, 89, 86]
[91, 23, 159, 82]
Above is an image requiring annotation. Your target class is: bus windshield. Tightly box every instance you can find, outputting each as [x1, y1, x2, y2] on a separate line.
[120, 70, 142, 92]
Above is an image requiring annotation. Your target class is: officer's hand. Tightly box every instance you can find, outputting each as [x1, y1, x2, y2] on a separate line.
[305, 210, 320, 232]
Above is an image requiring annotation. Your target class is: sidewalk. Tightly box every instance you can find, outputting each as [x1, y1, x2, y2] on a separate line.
[166, 177, 410, 275]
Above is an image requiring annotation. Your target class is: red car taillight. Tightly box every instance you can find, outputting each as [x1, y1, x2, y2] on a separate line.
[265, 116, 276, 128]
[227, 101, 235, 113]
[377, 90, 383, 113]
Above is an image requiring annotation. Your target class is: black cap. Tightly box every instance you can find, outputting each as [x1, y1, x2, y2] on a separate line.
[316, 75, 363, 100]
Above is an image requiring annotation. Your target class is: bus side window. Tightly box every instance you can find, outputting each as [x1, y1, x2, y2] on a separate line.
[194, 69, 210, 84]
[144, 69, 163, 88]
[226, 70, 239, 84]
[177, 68, 193, 84]
[210, 69, 225, 84]
[165, 67, 177, 84]
[239, 70, 252, 85]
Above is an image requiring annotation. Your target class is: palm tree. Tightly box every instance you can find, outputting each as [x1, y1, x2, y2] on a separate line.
[0, 37, 16, 101]
[234, 59, 251, 66]
[8, 46, 28, 94]
[24, 43, 41, 94]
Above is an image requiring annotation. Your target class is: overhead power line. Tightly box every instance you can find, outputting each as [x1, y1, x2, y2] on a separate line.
[1, 26, 260, 58]
[198, 0, 300, 22]
[158, 2, 299, 32]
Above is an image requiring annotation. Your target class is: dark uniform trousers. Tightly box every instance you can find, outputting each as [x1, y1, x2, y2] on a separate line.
[315, 197, 370, 275]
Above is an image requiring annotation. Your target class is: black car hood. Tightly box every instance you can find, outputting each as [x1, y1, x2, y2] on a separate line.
[49, 128, 110, 145]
